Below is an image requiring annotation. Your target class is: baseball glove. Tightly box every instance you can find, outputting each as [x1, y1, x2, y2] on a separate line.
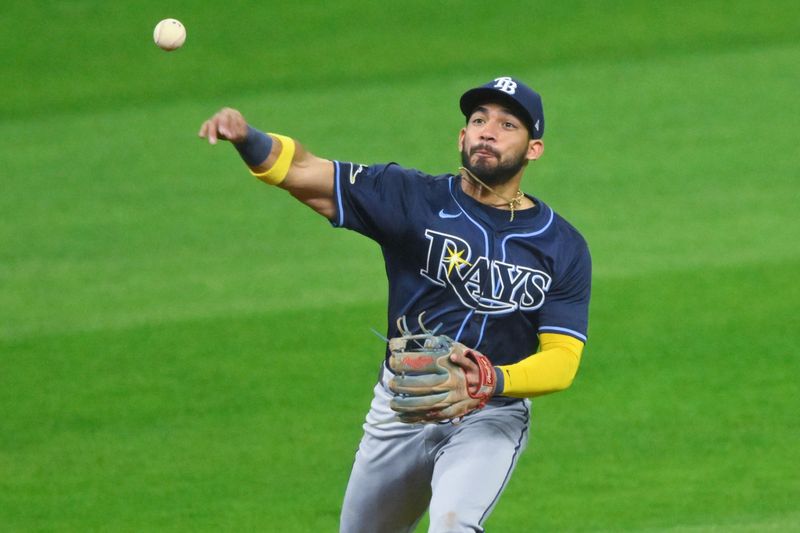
[387, 315, 496, 423]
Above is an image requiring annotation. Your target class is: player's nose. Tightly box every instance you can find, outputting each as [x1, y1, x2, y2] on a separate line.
[479, 129, 497, 142]
[479, 122, 499, 141]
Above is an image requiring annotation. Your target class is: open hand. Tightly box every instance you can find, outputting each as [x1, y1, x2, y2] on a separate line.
[198, 107, 249, 144]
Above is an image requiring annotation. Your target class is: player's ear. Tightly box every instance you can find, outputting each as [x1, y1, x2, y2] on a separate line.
[526, 139, 544, 161]
[458, 128, 466, 152]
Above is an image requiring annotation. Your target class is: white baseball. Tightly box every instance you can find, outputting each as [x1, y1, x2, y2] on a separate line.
[153, 18, 186, 51]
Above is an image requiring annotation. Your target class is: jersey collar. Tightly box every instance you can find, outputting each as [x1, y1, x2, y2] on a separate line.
[450, 175, 551, 232]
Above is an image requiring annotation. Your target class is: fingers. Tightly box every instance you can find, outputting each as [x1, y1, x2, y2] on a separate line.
[390, 391, 450, 412]
[197, 120, 217, 144]
[449, 350, 480, 387]
[449, 350, 478, 370]
[198, 107, 248, 144]
[389, 373, 448, 395]
[395, 400, 476, 423]
[198, 117, 220, 144]
[217, 112, 233, 140]
[389, 353, 438, 373]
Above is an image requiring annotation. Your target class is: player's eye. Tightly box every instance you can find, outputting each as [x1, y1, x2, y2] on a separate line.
[471, 117, 485, 125]
[503, 121, 518, 129]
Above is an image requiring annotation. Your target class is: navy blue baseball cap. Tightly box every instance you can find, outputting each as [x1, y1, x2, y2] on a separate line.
[460, 76, 545, 139]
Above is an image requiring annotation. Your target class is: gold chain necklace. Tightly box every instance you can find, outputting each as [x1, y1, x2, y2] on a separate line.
[458, 167, 524, 221]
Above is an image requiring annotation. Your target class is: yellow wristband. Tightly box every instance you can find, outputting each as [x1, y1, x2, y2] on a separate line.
[249, 134, 296, 185]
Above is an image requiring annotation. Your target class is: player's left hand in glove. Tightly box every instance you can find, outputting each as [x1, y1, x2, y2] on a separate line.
[387, 316, 496, 423]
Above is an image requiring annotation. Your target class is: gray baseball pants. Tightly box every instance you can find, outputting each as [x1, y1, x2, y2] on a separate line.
[340, 365, 531, 533]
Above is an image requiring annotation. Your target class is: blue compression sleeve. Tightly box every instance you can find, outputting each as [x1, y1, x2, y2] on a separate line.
[494, 367, 505, 394]
[233, 126, 273, 166]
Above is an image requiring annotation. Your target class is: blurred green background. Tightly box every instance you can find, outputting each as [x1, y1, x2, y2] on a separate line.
[2, 1, 799, 531]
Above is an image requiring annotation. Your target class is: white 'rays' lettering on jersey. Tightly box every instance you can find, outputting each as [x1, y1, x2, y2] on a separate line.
[420, 229, 551, 314]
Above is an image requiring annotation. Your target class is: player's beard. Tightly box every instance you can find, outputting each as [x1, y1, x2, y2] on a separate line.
[460, 143, 528, 186]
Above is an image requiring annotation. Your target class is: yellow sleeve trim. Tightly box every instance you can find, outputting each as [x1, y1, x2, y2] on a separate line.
[249, 134, 296, 185]
[497, 333, 585, 398]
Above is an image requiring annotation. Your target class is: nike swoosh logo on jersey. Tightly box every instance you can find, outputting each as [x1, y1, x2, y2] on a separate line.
[438, 209, 462, 219]
[349, 164, 365, 184]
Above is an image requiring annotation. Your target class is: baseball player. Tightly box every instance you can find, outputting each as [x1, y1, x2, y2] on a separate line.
[199, 76, 591, 532]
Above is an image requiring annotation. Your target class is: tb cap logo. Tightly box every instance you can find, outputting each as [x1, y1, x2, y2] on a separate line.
[493, 77, 517, 95]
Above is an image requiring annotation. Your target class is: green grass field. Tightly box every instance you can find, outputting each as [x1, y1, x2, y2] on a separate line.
[2, 1, 799, 531]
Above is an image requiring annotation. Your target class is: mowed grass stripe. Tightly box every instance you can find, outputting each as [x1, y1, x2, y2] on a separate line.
[623, 510, 800, 532]
[2, 258, 797, 531]
[485, 259, 800, 531]
[0, 302, 383, 531]
[4, 1, 800, 117]
[3, 1, 798, 531]
[3, 43, 799, 342]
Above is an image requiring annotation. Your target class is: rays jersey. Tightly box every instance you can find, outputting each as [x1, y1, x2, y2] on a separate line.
[331, 161, 591, 365]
